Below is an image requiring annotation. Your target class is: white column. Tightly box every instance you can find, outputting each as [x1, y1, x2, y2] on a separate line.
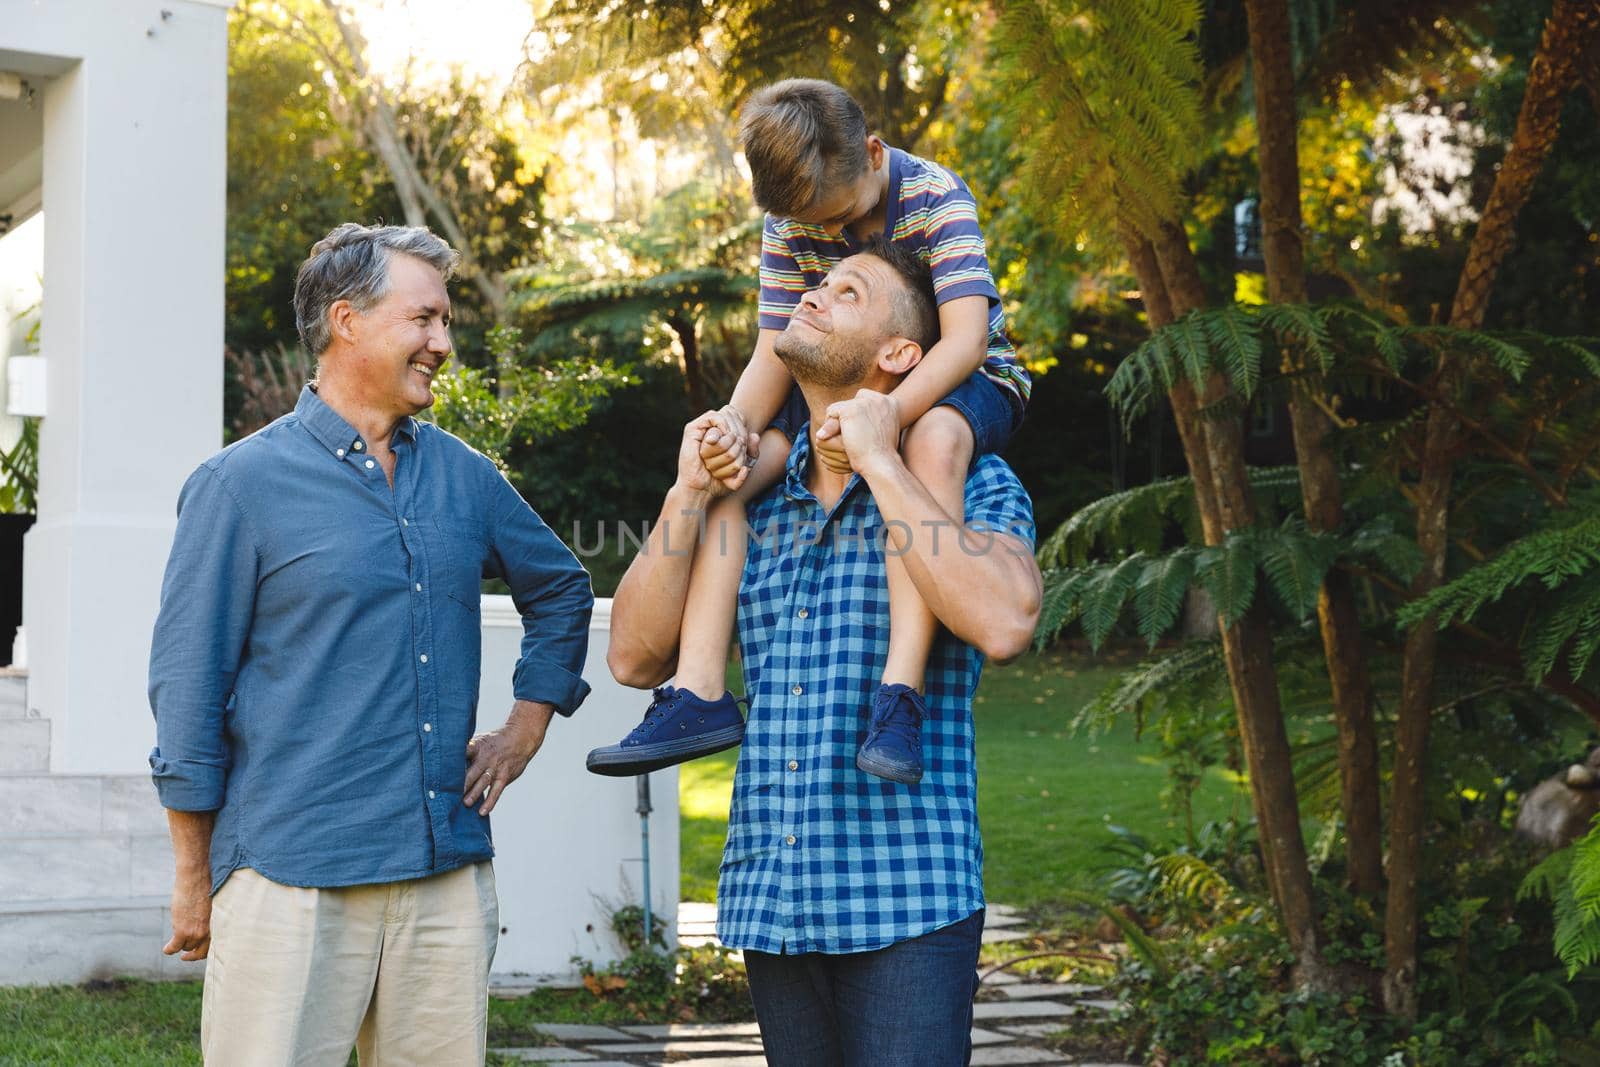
[14, 0, 230, 772]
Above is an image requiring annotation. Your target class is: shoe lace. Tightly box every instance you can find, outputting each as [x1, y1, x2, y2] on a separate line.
[870, 689, 922, 743]
[625, 686, 680, 742]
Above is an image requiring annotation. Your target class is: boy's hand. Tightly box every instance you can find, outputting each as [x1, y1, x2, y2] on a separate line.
[700, 407, 758, 490]
[812, 414, 854, 475]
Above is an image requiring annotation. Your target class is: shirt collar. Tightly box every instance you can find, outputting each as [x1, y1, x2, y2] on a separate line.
[295, 385, 418, 458]
[780, 429, 865, 513]
[781, 432, 813, 502]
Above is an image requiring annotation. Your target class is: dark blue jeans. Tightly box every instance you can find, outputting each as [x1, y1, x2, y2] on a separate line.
[743, 909, 985, 1066]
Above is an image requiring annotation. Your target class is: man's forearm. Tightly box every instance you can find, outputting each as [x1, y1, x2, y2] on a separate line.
[858, 454, 1042, 659]
[167, 809, 216, 884]
[608, 482, 714, 685]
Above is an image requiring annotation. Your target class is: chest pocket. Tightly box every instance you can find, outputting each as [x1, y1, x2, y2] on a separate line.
[428, 519, 486, 614]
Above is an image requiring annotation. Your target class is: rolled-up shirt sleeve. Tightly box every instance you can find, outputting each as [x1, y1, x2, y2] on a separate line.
[486, 466, 594, 716]
[147, 464, 260, 811]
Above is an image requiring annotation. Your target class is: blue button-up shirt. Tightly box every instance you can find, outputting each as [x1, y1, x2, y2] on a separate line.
[148, 386, 593, 892]
[717, 432, 1035, 954]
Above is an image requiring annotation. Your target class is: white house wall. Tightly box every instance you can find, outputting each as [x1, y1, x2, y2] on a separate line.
[2, 0, 228, 773]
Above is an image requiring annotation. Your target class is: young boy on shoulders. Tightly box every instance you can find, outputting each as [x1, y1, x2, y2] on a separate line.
[588, 77, 1030, 785]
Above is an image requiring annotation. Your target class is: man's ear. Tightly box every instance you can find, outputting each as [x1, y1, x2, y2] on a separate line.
[866, 134, 885, 171]
[327, 299, 360, 348]
[877, 336, 924, 377]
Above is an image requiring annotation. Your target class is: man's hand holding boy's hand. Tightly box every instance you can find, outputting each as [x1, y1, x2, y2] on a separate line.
[699, 406, 758, 491]
[812, 414, 855, 475]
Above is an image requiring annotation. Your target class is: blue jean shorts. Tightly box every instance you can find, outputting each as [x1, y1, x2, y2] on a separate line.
[767, 370, 1019, 457]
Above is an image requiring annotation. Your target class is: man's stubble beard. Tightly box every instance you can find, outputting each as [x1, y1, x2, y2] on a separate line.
[773, 328, 873, 390]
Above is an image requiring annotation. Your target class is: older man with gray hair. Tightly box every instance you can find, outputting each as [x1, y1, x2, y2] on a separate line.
[148, 223, 593, 1065]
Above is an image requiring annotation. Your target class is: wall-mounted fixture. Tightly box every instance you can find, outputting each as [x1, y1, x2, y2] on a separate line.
[6, 356, 45, 417]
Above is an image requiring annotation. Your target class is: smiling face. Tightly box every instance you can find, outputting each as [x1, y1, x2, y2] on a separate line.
[772, 252, 905, 388]
[342, 252, 453, 419]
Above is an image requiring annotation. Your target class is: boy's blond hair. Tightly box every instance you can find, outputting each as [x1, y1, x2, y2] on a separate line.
[738, 79, 870, 218]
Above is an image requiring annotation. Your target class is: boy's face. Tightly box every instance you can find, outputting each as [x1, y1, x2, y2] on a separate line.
[789, 136, 886, 237]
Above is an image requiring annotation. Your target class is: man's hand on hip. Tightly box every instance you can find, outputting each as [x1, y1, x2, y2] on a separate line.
[465, 699, 557, 815]
[824, 391, 902, 479]
[164, 867, 212, 961]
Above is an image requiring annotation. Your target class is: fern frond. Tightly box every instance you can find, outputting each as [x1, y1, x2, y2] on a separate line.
[989, 0, 1203, 248]
[1257, 519, 1341, 621]
[1346, 515, 1425, 585]
[1399, 509, 1600, 631]
[1559, 826, 1600, 976]
[1035, 568, 1097, 649]
[1134, 548, 1198, 647]
[1153, 852, 1232, 910]
[1259, 303, 1335, 375]
[1037, 476, 1197, 568]
[1082, 554, 1149, 650]
[1194, 531, 1260, 626]
[1202, 304, 1264, 398]
[1074, 640, 1226, 735]
[1519, 847, 1575, 903]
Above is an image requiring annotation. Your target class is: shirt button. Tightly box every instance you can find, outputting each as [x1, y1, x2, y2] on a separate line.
[419, 654, 429, 663]
[797, 608, 809, 619]
[402, 518, 409, 526]
[791, 684, 803, 696]
[354, 441, 364, 450]
[414, 583, 422, 592]
[428, 790, 436, 799]
[423, 723, 432, 732]
[786, 834, 797, 846]
[336, 448, 345, 457]
[365, 459, 376, 470]
[788, 760, 799, 771]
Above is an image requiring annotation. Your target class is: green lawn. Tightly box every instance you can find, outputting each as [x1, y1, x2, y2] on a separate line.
[681, 648, 1251, 909]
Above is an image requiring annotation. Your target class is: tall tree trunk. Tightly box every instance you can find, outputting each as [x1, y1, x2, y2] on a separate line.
[1383, 0, 1600, 1020]
[324, 1, 508, 322]
[669, 314, 705, 412]
[1245, 0, 1384, 900]
[1129, 223, 1330, 989]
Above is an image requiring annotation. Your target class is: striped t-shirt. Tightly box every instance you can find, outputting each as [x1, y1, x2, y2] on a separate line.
[757, 145, 1032, 414]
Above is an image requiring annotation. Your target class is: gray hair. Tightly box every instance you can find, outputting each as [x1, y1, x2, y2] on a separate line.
[293, 223, 460, 356]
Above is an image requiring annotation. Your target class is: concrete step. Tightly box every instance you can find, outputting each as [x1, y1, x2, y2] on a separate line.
[0, 718, 50, 772]
[0, 774, 167, 835]
[0, 831, 174, 903]
[0, 671, 28, 719]
[0, 895, 202, 986]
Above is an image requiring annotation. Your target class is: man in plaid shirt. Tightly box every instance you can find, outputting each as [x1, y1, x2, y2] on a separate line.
[609, 236, 1042, 1065]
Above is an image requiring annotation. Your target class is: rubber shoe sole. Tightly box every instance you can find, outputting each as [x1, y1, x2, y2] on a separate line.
[586, 723, 747, 777]
[855, 747, 923, 785]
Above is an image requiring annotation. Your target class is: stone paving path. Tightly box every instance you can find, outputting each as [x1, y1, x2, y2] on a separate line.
[492, 903, 1136, 1066]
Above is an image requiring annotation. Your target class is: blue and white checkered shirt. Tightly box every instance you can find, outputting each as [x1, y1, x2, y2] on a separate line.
[717, 431, 1036, 954]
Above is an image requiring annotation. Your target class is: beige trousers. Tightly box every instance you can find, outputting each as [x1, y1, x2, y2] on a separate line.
[200, 863, 498, 1066]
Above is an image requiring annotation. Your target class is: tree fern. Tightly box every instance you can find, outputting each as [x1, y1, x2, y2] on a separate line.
[989, 0, 1205, 248]
[1105, 304, 1585, 430]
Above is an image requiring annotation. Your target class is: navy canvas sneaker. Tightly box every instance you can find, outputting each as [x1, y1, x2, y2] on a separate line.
[856, 683, 926, 785]
[586, 686, 747, 777]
